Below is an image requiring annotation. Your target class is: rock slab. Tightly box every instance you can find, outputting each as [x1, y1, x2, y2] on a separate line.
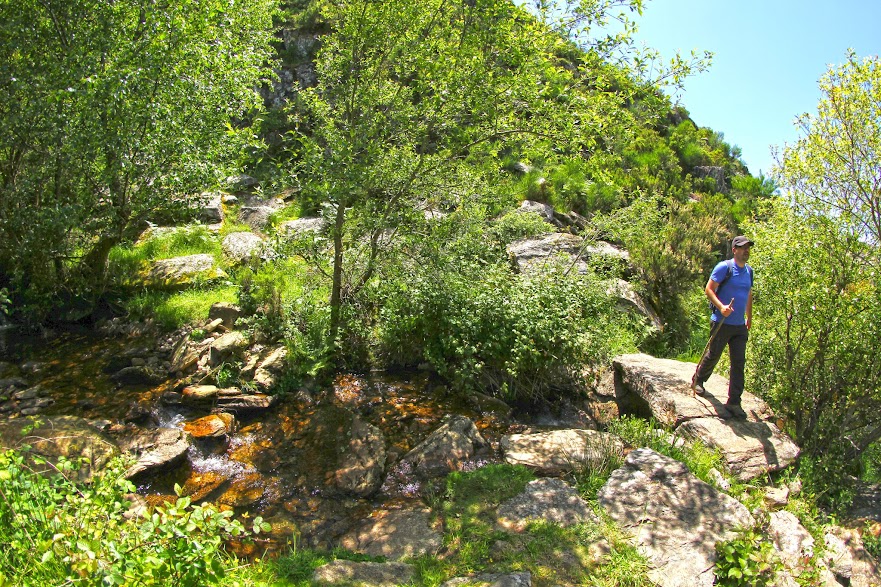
[313, 560, 414, 586]
[597, 448, 754, 587]
[497, 478, 596, 531]
[501, 429, 624, 475]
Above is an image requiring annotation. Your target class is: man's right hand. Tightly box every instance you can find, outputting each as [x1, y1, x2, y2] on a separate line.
[720, 298, 735, 317]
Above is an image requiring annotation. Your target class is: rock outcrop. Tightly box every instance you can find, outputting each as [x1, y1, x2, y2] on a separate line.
[598, 448, 755, 587]
[612, 353, 800, 480]
[501, 429, 624, 475]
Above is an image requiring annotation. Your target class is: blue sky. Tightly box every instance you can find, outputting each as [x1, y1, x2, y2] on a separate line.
[628, 0, 881, 178]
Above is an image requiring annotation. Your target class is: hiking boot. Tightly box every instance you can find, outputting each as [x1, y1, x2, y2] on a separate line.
[692, 381, 706, 396]
[724, 403, 747, 419]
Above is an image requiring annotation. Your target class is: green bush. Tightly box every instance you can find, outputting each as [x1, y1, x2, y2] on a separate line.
[714, 526, 780, 586]
[378, 259, 637, 402]
[488, 210, 552, 246]
[0, 448, 264, 587]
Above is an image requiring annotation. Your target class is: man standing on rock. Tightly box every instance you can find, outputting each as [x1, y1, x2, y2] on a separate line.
[692, 235, 754, 419]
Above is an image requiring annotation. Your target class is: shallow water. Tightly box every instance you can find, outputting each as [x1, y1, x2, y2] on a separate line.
[2, 327, 515, 551]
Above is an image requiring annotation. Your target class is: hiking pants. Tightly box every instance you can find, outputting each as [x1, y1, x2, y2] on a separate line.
[695, 323, 749, 405]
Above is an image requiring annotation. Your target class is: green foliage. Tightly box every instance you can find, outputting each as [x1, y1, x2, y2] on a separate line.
[747, 201, 881, 507]
[488, 211, 553, 246]
[379, 258, 637, 401]
[124, 286, 238, 331]
[0, 0, 275, 317]
[0, 287, 9, 317]
[863, 522, 881, 561]
[714, 526, 781, 587]
[0, 448, 259, 587]
[778, 50, 881, 248]
[607, 416, 732, 489]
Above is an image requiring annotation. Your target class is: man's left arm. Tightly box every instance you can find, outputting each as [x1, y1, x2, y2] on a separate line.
[746, 290, 753, 330]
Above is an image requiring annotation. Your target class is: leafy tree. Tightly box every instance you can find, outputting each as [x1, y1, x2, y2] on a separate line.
[776, 50, 881, 252]
[0, 0, 275, 318]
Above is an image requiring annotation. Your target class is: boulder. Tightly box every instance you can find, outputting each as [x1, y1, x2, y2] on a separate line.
[823, 531, 854, 581]
[597, 448, 754, 587]
[506, 233, 583, 273]
[208, 302, 241, 330]
[183, 413, 236, 438]
[197, 192, 224, 223]
[208, 331, 248, 367]
[299, 405, 386, 497]
[280, 217, 325, 238]
[400, 415, 488, 478]
[0, 416, 119, 483]
[501, 429, 624, 476]
[115, 427, 191, 479]
[111, 365, 167, 386]
[252, 346, 288, 390]
[222, 232, 265, 263]
[517, 200, 561, 227]
[768, 510, 814, 572]
[145, 254, 227, 288]
[442, 573, 532, 587]
[340, 508, 442, 560]
[214, 393, 277, 413]
[677, 418, 800, 481]
[496, 478, 596, 532]
[237, 197, 286, 230]
[613, 353, 800, 481]
[225, 174, 259, 193]
[313, 561, 415, 587]
[829, 526, 881, 587]
[603, 279, 663, 331]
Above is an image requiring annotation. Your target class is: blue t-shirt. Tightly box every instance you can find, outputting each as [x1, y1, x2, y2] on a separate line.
[710, 260, 753, 325]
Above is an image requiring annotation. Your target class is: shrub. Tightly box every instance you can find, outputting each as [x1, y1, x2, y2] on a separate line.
[0, 448, 263, 587]
[714, 526, 780, 586]
[378, 259, 637, 402]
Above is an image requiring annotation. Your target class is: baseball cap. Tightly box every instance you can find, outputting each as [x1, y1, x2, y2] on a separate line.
[732, 235, 754, 248]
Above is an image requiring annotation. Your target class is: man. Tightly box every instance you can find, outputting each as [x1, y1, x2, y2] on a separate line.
[692, 235, 754, 419]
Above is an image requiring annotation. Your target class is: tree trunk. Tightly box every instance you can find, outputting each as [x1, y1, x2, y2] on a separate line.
[328, 202, 346, 352]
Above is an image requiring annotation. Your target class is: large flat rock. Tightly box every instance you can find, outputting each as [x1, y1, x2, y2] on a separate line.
[598, 448, 754, 587]
[501, 429, 624, 475]
[678, 417, 800, 481]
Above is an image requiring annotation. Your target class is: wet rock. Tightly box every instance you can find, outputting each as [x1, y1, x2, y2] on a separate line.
[183, 413, 236, 438]
[501, 429, 624, 476]
[466, 391, 513, 420]
[0, 416, 119, 483]
[217, 473, 265, 507]
[145, 254, 227, 288]
[597, 448, 754, 587]
[209, 302, 241, 330]
[340, 508, 442, 560]
[209, 331, 248, 367]
[111, 365, 167, 386]
[299, 406, 386, 497]
[19, 396, 55, 415]
[400, 415, 488, 478]
[253, 346, 288, 390]
[222, 232, 265, 263]
[442, 572, 532, 587]
[0, 377, 28, 390]
[313, 560, 415, 587]
[181, 384, 220, 402]
[116, 427, 191, 479]
[215, 393, 277, 413]
[496, 478, 596, 532]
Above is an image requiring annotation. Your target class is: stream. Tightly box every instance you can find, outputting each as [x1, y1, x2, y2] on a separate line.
[0, 325, 529, 553]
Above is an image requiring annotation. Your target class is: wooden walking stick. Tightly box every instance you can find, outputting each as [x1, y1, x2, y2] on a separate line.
[692, 298, 734, 397]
